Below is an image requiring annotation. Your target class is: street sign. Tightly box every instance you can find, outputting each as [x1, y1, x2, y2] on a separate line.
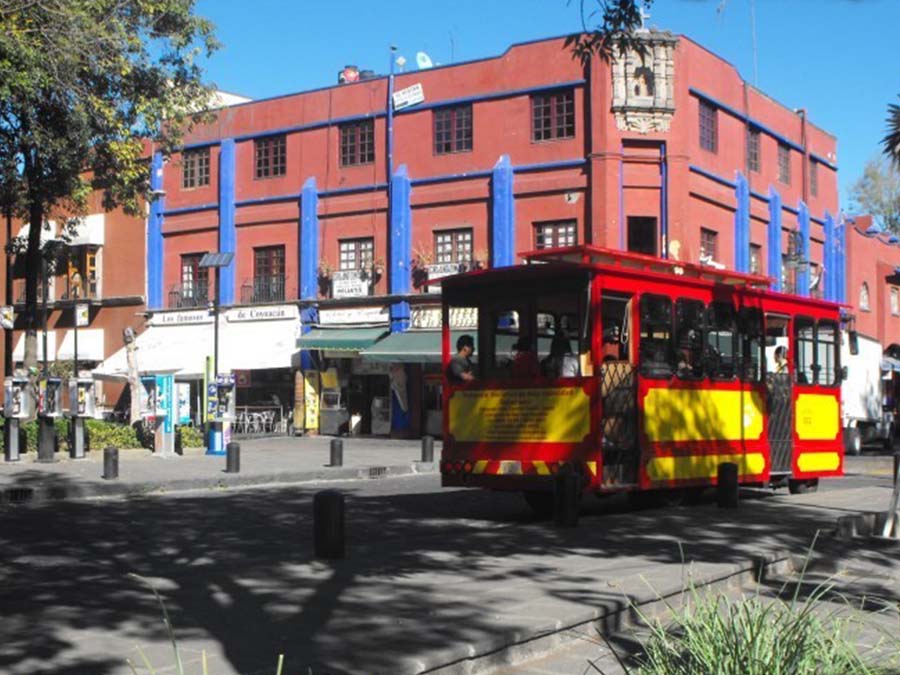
[0, 306, 13, 330]
[75, 303, 90, 327]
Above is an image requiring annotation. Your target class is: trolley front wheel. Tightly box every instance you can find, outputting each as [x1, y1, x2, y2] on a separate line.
[788, 478, 819, 494]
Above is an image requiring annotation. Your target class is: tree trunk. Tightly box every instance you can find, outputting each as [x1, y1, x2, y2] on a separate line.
[23, 194, 43, 419]
[125, 335, 142, 424]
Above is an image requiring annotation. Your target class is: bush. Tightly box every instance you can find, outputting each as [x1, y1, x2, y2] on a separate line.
[85, 419, 142, 451]
[178, 425, 204, 448]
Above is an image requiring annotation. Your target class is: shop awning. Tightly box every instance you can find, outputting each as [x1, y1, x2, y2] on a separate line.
[297, 327, 388, 352]
[13, 332, 57, 362]
[57, 328, 105, 361]
[882, 356, 900, 372]
[361, 330, 469, 363]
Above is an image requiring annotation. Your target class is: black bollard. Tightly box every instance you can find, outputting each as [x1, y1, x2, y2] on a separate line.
[894, 452, 900, 488]
[37, 417, 56, 463]
[226, 441, 240, 473]
[313, 490, 345, 559]
[554, 472, 580, 527]
[329, 438, 343, 467]
[421, 435, 434, 463]
[717, 462, 739, 508]
[103, 446, 119, 480]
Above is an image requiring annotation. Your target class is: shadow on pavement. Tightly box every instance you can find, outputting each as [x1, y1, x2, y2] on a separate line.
[0, 476, 892, 674]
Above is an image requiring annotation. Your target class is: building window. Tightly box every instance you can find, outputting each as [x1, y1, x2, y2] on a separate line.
[699, 101, 718, 153]
[781, 254, 794, 294]
[340, 119, 375, 167]
[434, 105, 472, 155]
[749, 243, 762, 275]
[66, 246, 99, 299]
[250, 245, 286, 303]
[176, 253, 208, 308]
[339, 237, 374, 271]
[531, 89, 575, 142]
[810, 159, 818, 197]
[892, 287, 899, 316]
[182, 147, 210, 189]
[747, 128, 761, 173]
[255, 135, 286, 179]
[860, 282, 870, 311]
[534, 220, 577, 249]
[778, 143, 791, 185]
[700, 228, 718, 262]
[627, 217, 657, 256]
[435, 229, 473, 264]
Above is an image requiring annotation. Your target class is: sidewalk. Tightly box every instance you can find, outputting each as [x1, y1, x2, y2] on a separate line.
[1, 478, 897, 675]
[0, 435, 439, 502]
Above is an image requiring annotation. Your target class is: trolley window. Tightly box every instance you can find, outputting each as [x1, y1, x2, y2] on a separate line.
[487, 308, 525, 378]
[738, 307, 763, 383]
[706, 302, 737, 380]
[816, 320, 839, 387]
[639, 294, 673, 379]
[675, 298, 705, 380]
[794, 316, 815, 384]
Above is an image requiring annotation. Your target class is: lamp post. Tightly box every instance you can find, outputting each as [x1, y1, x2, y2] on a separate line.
[198, 251, 233, 454]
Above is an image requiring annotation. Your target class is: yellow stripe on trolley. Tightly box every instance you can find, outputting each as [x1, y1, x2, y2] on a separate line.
[796, 452, 840, 473]
[472, 460, 489, 474]
[586, 461, 597, 477]
[646, 453, 766, 481]
[533, 461, 550, 476]
[497, 460, 523, 475]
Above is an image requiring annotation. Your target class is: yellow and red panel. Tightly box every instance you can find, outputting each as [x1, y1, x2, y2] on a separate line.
[642, 387, 764, 443]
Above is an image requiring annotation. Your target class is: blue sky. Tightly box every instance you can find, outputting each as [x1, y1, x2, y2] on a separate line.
[195, 0, 896, 209]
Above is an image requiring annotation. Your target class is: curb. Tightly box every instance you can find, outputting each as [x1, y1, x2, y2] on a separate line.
[836, 511, 900, 544]
[412, 550, 799, 675]
[0, 461, 437, 505]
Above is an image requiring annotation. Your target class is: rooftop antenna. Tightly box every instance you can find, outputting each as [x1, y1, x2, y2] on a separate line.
[449, 30, 455, 63]
[637, 1, 651, 32]
[416, 51, 434, 70]
[718, 0, 759, 86]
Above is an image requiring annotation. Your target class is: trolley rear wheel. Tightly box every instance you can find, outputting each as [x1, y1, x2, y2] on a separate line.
[522, 490, 554, 517]
[788, 478, 819, 494]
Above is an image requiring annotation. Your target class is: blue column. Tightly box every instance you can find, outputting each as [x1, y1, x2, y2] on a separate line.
[823, 211, 835, 301]
[389, 164, 411, 332]
[298, 177, 319, 371]
[768, 187, 782, 291]
[733, 172, 750, 273]
[491, 155, 515, 268]
[797, 200, 810, 297]
[147, 151, 165, 309]
[837, 215, 847, 304]
[218, 139, 236, 305]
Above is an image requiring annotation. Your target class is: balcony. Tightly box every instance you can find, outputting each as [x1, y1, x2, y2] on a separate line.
[169, 281, 210, 309]
[241, 276, 286, 304]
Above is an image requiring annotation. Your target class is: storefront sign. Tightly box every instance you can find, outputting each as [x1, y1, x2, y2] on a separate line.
[352, 359, 391, 375]
[150, 310, 212, 326]
[226, 305, 298, 322]
[332, 270, 371, 299]
[319, 306, 389, 325]
[234, 370, 252, 388]
[75, 303, 90, 327]
[426, 262, 464, 291]
[392, 83, 425, 110]
[410, 306, 478, 329]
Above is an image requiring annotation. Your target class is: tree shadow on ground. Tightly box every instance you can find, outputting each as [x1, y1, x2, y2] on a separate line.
[0, 476, 892, 674]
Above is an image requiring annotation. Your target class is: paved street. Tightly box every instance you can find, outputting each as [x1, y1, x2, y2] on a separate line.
[0, 449, 897, 674]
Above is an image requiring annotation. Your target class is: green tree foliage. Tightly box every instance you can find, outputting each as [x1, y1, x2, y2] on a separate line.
[0, 0, 219, 371]
[849, 156, 900, 234]
[565, 0, 649, 64]
[883, 98, 900, 166]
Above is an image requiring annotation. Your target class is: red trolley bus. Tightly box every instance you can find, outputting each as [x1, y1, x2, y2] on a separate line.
[440, 246, 843, 513]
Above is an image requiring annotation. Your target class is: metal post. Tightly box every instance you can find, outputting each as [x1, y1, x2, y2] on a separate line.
[103, 446, 118, 479]
[4, 206, 12, 381]
[553, 472, 580, 527]
[213, 266, 220, 380]
[421, 435, 434, 463]
[314, 489, 345, 559]
[4, 418, 21, 462]
[41, 255, 48, 375]
[329, 438, 343, 467]
[717, 462, 739, 508]
[73, 291, 79, 385]
[226, 441, 240, 473]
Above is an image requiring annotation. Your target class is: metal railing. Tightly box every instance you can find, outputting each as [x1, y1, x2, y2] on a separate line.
[168, 281, 211, 309]
[241, 276, 286, 304]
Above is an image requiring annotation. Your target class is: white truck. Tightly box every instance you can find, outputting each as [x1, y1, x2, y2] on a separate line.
[841, 331, 895, 455]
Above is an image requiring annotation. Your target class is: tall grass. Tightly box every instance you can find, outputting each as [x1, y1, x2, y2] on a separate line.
[597, 536, 900, 675]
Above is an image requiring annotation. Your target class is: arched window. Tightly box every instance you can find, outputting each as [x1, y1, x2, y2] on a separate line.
[860, 282, 870, 311]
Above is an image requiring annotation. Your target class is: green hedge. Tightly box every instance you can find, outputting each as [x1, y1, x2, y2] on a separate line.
[0, 417, 206, 453]
[178, 425, 204, 448]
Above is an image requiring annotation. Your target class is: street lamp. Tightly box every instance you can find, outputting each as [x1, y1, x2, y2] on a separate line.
[198, 251, 233, 454]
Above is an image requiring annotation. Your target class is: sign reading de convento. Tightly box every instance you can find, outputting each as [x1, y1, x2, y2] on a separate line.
[226, 305, 298, 322]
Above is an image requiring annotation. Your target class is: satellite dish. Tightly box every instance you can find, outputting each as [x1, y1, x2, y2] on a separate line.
[416, 51, 434, 69]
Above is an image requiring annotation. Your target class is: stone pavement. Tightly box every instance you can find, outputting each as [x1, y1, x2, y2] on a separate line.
[1, 473, 897, 675]
[0, 435, 439, 503]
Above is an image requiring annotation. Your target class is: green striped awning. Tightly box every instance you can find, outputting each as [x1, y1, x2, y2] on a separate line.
[361, 330, 472, 363]
[297, 327, 388, 352]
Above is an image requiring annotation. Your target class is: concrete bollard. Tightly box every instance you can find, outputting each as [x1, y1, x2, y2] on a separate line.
[226, 441, 240, 473]
[37, 418, 56, 463]
[103, 446, 119, 480]
[553, 472, 580, 527]
[314, 490, 345, 559]
[329, 438, 343, 467]
[717, 462, 739, 508]
[421, 435, 434, 463]
[894, 452, 900, 487]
